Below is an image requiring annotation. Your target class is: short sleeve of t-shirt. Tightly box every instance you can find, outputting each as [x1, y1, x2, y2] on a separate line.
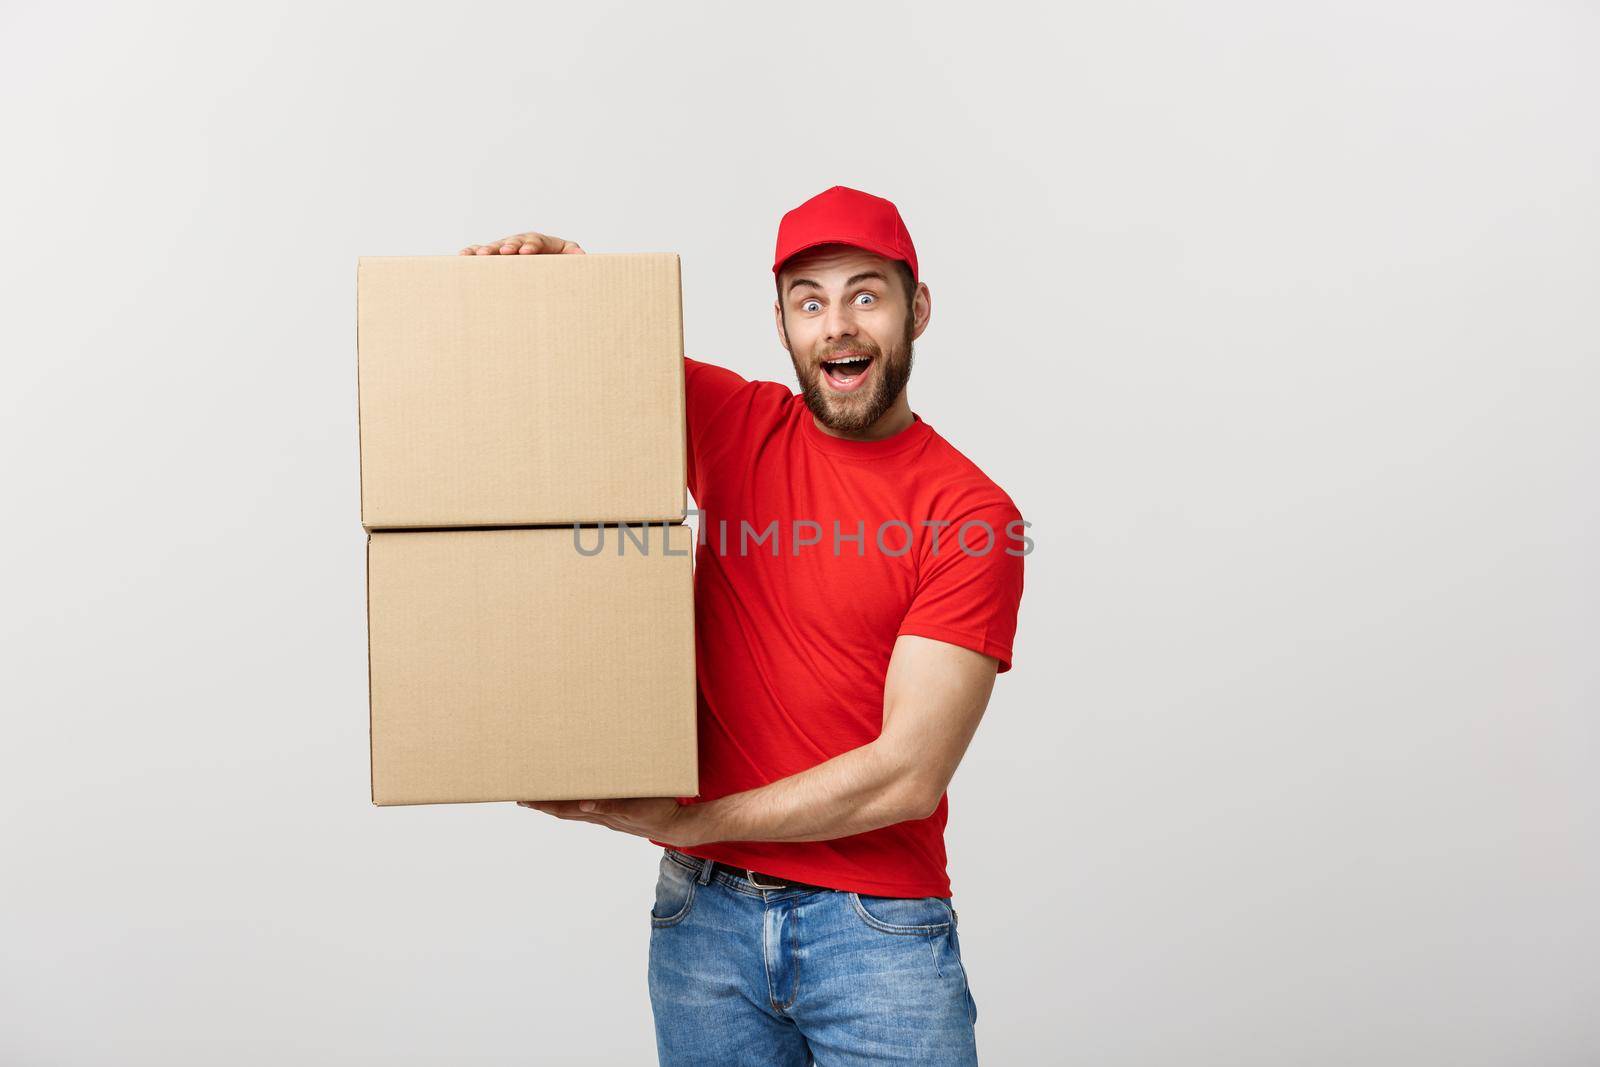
[685, 357, 747, 503]
[896, 500, 1026, 672]
[685, 356, 782, 504]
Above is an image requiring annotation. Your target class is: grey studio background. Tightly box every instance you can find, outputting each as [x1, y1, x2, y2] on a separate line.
[2, 2, 1595, 1065]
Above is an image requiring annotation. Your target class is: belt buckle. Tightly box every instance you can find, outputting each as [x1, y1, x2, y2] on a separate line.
[744, 868, 787, 890]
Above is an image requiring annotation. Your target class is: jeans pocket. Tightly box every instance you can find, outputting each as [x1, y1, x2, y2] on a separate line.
[651, 850, 699, 927]
[848, 892, 955, 935]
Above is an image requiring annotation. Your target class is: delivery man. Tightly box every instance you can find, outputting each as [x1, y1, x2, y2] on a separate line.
[460, 185, 1025, 1066]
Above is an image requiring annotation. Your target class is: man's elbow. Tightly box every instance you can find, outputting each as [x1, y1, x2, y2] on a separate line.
[904, 788, 943, 822]
[877, 747, 946, 822]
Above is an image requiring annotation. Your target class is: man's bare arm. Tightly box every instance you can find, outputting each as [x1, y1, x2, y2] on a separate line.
[520, 635, 999, 847]
[679, 634, 1000, 844]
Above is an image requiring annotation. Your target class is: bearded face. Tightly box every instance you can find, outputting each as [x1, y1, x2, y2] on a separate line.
[777, 247, 919, 435]
[790, 307, 915, 434]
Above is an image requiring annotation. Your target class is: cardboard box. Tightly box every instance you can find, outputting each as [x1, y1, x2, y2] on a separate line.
[357, 253, 687, 529]
[367, 524, 698, 805]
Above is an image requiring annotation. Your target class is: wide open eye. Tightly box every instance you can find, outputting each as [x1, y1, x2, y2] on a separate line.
[801, 299, 821, 312]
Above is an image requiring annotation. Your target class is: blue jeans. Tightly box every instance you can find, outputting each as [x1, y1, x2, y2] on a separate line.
[647, 847, 980, 1065]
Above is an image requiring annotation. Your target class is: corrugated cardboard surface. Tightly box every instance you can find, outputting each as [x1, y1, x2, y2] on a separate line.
[357, 253, 687, 529]
[367, 524, 698, 805]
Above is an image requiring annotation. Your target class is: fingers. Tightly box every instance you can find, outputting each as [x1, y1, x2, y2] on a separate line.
[456, 232, 587, 256]
[458, 236, 522, 255]
[518, 800, 600, 817]
[517, 801, 661, 841]
[512, 233, 584, 255]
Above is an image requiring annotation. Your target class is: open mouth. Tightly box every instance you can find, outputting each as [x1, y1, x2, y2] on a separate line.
[821, 353, 873, 393]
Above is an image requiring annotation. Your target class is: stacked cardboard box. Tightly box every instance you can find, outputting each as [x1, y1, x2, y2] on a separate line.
[357, 253, 698, 806]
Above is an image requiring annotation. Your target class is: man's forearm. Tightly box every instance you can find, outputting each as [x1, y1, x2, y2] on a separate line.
[684, 740, 931, 845]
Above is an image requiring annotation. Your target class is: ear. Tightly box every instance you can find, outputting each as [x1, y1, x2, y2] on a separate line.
[911, 282, 932, 342]
[774, 299, 789, 349]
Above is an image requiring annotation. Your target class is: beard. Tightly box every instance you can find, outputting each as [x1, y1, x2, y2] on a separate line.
[787, 310, 916, 435]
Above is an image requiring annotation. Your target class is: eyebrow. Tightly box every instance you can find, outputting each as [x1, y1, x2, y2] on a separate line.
[786, 270, 889, 296]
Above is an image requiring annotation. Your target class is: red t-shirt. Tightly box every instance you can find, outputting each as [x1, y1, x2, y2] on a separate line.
[647, 357, 1025, 897]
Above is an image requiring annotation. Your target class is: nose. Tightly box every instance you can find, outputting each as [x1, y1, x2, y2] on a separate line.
[822, 301, 857, 346]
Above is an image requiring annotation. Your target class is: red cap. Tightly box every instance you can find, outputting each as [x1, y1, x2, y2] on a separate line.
[772, 185, 918, 284]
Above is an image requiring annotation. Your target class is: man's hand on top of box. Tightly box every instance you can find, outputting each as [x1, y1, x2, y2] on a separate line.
[457, 231, 586, 256]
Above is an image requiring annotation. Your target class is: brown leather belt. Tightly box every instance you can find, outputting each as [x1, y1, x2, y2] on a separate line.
[672, 850, 835, 893]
